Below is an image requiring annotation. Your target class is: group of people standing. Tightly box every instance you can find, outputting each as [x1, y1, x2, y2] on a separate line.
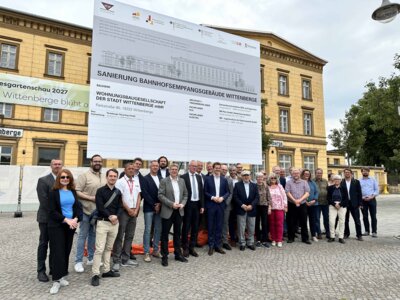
[35, 156, 379, 294]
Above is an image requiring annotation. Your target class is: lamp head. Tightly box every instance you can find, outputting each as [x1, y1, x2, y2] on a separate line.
[372, 0, 400, 23]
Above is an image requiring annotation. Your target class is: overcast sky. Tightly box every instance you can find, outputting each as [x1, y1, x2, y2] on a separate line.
[1, 0, 399, 149]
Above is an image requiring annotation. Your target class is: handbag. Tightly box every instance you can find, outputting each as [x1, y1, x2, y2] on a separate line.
[89, 190, 119, 226]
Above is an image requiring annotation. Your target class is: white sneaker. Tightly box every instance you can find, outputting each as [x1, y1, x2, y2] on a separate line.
[74, 262, 84, 273]
[86, 259, 93, 266]
[313, 236, 319, 242]
[271, 241, 276, 246]
[60, 277, 69, 287]
[277, 242, 282, 248]
[50, 282, 61, 294]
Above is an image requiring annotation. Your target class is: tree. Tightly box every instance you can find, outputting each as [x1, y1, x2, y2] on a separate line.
[329, 54, 400, 182]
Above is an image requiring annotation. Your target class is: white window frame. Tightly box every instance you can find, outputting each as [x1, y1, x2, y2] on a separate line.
[279, 109, 289, 133]
[279, 74, 288, 95]
[0, 145, 13, 165]
[304, 155, 316, 173]
[43, 108, 60, 122]
[47, 52, 63, 76]
[302, 79, 311, 99]
[0, 102, 12, 118]
[304, 112, 312, 135]
[279, 154, 292, 174]
[0, 43, 17, 69]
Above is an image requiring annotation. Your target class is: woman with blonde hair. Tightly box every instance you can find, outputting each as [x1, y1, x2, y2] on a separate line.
[267, 173, 287, 247]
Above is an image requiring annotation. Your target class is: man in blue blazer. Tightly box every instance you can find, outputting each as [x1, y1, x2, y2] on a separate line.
[204, 162, 230, 255]
[233, 170, 259, 251]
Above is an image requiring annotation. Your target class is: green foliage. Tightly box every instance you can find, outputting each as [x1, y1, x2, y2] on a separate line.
[329, 54, 400, 174]
[262, 133, 272, 151]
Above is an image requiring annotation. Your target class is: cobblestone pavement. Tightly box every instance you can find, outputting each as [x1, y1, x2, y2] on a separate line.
[1, 195, 399, 299]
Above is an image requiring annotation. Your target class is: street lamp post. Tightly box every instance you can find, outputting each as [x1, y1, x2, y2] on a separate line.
[372, 0, 400, 23]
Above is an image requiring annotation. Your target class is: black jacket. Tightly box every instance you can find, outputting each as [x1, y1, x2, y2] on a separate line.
[327, 185, 348, 208]
[36, 173, 55, 223]
[180, 172, 204, 209]
[340, 179, 362, 207]
[48, 189, 83, 227]
[143, 173, 162, 213]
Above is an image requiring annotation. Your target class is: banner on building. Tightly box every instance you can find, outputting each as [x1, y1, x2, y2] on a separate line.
[0, 73, 89, 112]
[88, 0, 262, 164]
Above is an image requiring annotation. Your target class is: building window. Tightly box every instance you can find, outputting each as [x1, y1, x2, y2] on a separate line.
[334, 158, 340, 165]
[87, 55, 91, 83]
[304, 155, 316, 173]
[278, 74, 288, 95]
[279, 154, 292, 174]
[302, 79, 311, 99]
[43, 108, 60, 122]
[279, 109, 289, 133]
[260, 65, 265, 93]
[0, 145, 12, 165]
[37, 147, 61, 166]
[80, 148, 91, 167]
[303, 112, 313, 135]
[0, 43, 17, 70]
[0, 103, 13, 118]
[46, 51, 64, 77]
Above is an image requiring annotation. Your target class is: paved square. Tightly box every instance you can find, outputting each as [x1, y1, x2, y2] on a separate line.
[1, 195, 399, 299]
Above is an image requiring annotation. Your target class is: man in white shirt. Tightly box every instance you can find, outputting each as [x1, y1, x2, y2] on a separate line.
[158, 164, 188, 267]
[180, 160, 204, 257]
[112, 162, 141, 270]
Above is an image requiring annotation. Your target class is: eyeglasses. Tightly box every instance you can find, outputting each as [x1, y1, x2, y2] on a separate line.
[60, 176, 70, 179]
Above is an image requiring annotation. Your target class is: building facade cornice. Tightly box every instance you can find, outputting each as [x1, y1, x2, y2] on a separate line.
[0, 8, 92, 45]
[261, 45, 324, 71]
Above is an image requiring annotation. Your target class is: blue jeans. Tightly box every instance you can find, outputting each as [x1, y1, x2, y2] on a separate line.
[317, 205, 330, 238]
[75, 213, 96, 263]
[143, 212, 161, 254]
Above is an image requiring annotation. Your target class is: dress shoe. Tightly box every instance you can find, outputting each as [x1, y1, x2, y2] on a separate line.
[327, 238, 335, 242]
[317, 234, 323, 240]
[230, 241, 237, 247]
[208, 248, 214, 256]
[102, 270, 120, 278]
[37, 271, 49, 282]
[182, 248, 189, 258]
[247, 245, 256, 251]
[302, 240, 312, 245]
[214, 247, 226, 254]
[338, 238, 346, 244]
[152, 251, 162, 258]
[161, 258, 168, 267]
[91, 275, 100, 287]
[287, 239, 294, 243]
[223, 243, 232, 251]
[344, 234, 349, 239]
[130, 253, 137, 260]
[240, 245, 245, 251]
[357, 236, 364, 241]
[262, 242, 270, 248]
[189, 248, 199, 257]
[175, 255, 188, 263]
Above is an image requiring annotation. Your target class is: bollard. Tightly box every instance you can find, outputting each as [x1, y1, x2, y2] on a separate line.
[14, 165, 23, 218]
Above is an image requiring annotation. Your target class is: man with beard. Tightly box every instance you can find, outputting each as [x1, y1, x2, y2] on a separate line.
[157, 156, 170, 179]
[359, 167, 379, 237]
[75, 154, 106, 273]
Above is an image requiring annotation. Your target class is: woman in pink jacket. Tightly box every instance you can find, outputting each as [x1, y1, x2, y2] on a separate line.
[267, 173, 288, 247]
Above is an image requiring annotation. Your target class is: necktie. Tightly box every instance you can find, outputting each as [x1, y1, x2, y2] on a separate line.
[191, 174, 197, 200]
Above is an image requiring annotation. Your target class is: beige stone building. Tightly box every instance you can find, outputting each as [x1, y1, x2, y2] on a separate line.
[1, 7, 328, 173]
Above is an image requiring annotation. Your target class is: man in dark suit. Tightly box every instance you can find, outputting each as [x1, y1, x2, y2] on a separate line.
[204, 162, 230, 255]
[157, 156, 170, 179]
[36, 158, 63, 282]
[233, 170, 259, 251]
[158, 163, 188, 266]
[341, 168, 363, 241]
[180, 160, 204, 257]
[143, 160, 162, 262]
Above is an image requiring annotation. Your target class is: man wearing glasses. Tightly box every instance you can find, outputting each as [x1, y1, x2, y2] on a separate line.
[74, 154, 106, 273]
